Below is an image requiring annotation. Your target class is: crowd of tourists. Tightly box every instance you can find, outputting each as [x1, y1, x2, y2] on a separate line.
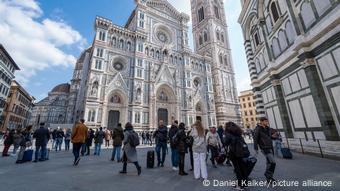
[1, 117, 285, 190]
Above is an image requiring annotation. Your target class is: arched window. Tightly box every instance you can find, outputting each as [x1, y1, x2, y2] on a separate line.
[199, 35, 203, 45]
[174, 57, 178, 64]
[156, 50, 160, 59]
[221, 33, 224, 42]
[278, 30, 288, 50]
[204, 32, 208, 42]
[216, 31, 220, 40]
[219, 54, 223, 65]
[270, 2, 280, 23]
[198, 7, 205, 22]
[224, 55, 228, 66]
[301, 2, 316, 29]
[214, 6, 220, 19]
[285, 21, 295, 45]
[112, 37, 117, 47]
[151, 49, 155, 58]
[314, 0, 331, 17]
[272, 38, 281, 58]
[127, 41, 131, 51]
[119, 39, 124, 49]
[145, 47, 149, 56]
[87, 110, 96, 122]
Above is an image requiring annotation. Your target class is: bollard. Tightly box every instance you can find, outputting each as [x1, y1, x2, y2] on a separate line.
[299, 138, 304, 154]
[317, 139, 324, 158]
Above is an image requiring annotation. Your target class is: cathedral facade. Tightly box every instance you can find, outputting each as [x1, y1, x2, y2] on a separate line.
[71, 0, 241, 131]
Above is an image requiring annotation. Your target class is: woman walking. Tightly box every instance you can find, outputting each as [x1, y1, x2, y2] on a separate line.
[190, 121, 208, 180]
[119, 123, 141, 175]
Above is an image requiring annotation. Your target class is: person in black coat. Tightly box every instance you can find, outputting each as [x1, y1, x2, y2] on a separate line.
[169, 120, 179, 170]
[175, 122, 188, 176]
[85, 129, 95, 155]
[225, 122, 249, 190]
[33, 123, 50, 162]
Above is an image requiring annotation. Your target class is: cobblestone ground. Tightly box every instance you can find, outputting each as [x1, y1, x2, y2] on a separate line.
[0, 142, 339, 191]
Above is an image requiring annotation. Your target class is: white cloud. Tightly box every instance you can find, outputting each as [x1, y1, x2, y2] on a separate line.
[0, 0, 86, 85]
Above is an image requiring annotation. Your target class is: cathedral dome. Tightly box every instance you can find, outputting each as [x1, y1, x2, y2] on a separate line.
[51, 83, 70, 93]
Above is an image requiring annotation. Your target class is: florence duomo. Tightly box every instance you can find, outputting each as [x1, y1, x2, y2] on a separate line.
[30, 0, 241, 131]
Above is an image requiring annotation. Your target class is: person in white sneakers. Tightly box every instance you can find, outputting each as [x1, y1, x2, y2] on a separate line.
[190, 120, 208, 180]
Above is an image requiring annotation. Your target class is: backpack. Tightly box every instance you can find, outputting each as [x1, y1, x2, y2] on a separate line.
[128, 131, 140, 147]
[231, 136, 250, 158]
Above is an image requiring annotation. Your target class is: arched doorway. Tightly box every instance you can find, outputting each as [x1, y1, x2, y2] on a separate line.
[156, 84, 177, 127]
[105, 91, 127, 129]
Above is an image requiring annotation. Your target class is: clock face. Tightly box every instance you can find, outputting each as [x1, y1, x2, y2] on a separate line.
[113, 62, 124, 71]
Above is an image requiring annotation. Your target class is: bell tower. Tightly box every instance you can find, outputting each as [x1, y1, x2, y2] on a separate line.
[191, 0, 241, 125]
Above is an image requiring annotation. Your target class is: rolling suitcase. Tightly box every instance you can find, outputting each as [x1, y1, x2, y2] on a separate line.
[22, 149, 33, 162]
[147, 150, 154, 168]
[281, 148, 293, 159]
[243, 156, 257, 177]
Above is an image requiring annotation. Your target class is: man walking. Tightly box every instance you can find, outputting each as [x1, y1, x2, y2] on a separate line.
[111, 123, 124, 162]
[169, 120, 179, 170]
[55, 127, 64, 152]
[94, 127, 105, 156]
[71, 119, 88, 166]
[33, 123, 50, 162]
[254, 117, 276, 182]
[153, 120, 168, 167]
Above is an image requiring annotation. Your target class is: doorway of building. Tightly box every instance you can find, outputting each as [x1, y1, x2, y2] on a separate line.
[158, 108, 168, 126]
[196, 116, 202, 122]
[108, 110, 120, 130]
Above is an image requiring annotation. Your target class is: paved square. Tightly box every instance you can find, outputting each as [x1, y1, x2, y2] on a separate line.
[0, 145, 339, 191]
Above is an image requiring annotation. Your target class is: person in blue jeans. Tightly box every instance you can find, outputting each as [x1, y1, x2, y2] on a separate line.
[94, 127, 105, 156]
[33, 123, 50, 162]
[153, 120, 168, 167]
[55, 127, 64, 152]
[169, 120, 179, 170]
[111, 123, 124, 161]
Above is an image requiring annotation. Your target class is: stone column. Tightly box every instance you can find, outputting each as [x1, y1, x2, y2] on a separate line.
[271, 78, 294, 138]
[302, 58, 339, 141]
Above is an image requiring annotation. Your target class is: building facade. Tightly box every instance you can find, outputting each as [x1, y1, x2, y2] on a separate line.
[70, 0, 240, 131]
[29, 83, 73, 129]
[0, 44, 20, 125]
[238, 0, 340, 142]
[1, 80, 35, 131]
[239, 90, 256, 128]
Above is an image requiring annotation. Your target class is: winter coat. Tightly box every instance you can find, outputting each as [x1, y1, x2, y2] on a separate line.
[175, 127, 187, 153]
[190, 127, 207, 153]
[254, 124, 273, 152]
[94, 130, 105, 144]
[19, 130, 32, 147]
[104, 130, 111, 141]
[122, 128, 138, 163]
[65, 130, 72, 141]
[112, 127, 124, 146]
[86, 130, 95, 146]
[4, 131, 14, 145]
[56, 130, 64, 139]
[71, 123, 88, 144]
[153, 125, 168, 144]
[168, 125, 178, 149]
[33, 127, 50, 146]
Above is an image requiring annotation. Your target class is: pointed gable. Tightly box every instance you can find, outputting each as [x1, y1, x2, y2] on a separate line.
[106, 73, 128, 96]
[145, 0, 190, 22]
[155, 64, 175, 87]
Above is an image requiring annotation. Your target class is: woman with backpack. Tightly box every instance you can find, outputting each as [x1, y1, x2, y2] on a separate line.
[225, 122, 250, 190]
[119, 122, 141, 176]
[190, 120, 208, 180]
[16, 126, 33, 163]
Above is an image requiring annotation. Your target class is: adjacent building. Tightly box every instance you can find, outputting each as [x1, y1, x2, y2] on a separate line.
[238, 0, 340, 157]
[29, 83, 73, 129]
[0, 81, 35, 131]
[0, 44, 20, 125]
[239, 90, 256, 128]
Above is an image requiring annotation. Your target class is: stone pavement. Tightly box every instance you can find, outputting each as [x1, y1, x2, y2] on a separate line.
[0, 144, 339, 191]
